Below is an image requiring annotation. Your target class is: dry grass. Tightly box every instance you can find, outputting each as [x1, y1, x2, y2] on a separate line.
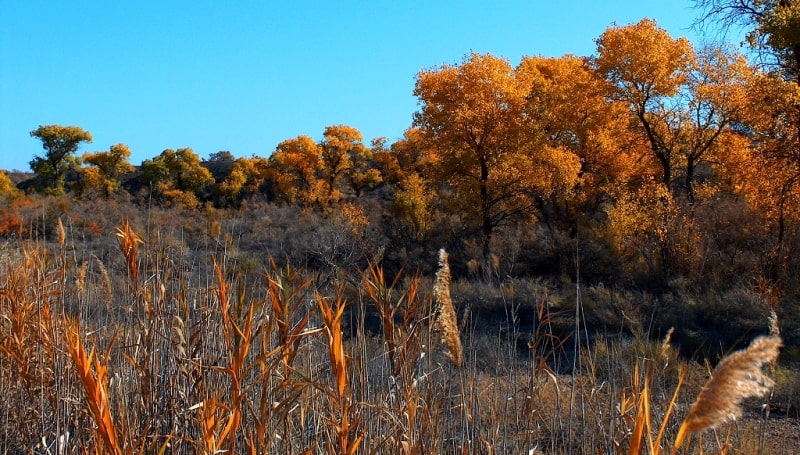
[0, 221, 789, 454]
[434, 249, 463, 368]
[672, 335, 782, 453]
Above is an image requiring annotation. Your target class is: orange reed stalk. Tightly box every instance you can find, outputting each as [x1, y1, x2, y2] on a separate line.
[65, 320, 123, 455]
[115, 219, 143, 288]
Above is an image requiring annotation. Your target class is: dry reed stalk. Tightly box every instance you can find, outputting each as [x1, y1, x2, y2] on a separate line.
[318, 293, 364, 454]
[115, 219, 143, 287]
[318, 294, 348, 399]
[95, 257, 112, 301]
[75, 260, 88, 294]
[660, 328, 674, 362]
[671, 336, 782, 453]
[65, 320, 123, 455]
[434, 249, 462, 368]
[768, 310, 780, 337]
[266, 259, 314, 374]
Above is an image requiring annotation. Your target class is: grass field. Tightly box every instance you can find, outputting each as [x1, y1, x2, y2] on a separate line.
[0, 219, 792, 454]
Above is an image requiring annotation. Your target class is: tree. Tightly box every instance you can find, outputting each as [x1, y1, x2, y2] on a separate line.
[29, 125, 92, 194]
[594, 19, 694, 190]
[735, 73, 800, 263]
[270, 125, 382, 209]
[519, 54, 644, 206]
[319, 125, 382, 198]
[269, 135, 326, 207]
[216, 156, 271, 206]
[694, 0, 800, 83]
[414, 52, 581, 261]
[0, 171, 21, 201]
[374, 128, 436, 185]
[77, 143, 135, 197]
[141, 148, 214, 208]
[208, 150, 235, 162]
[595, 19, 751, 201]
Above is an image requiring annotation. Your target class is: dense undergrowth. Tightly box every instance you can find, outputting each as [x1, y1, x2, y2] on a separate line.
[0, 205, 794, 454]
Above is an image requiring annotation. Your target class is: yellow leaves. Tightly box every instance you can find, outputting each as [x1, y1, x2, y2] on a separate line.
[391, 173, 433, 241]
[414, 52, 588, 256]
[415, 53, 527, 151]
[271, 125, 382, 207]
[0, 171, 21, 201]
[595, 18, 694, 105]
[76, 144, 135, 198]
[141, 148, 214, 206]
[217, 156, 271, 204]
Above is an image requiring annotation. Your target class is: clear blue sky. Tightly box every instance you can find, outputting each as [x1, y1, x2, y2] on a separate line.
[0, 1, 719, 172]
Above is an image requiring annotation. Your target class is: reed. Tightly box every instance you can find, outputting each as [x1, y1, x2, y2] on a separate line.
[672, 335, 782, 453]
[433, 249, 462, 368]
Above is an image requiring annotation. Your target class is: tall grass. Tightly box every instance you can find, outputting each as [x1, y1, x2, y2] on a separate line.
[0, 221, 786, 454]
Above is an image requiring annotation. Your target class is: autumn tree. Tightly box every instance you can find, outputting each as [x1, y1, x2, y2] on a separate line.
[519, 54, 644, 209]
[76, 143, 135, 197]
[29, 125, 92, 194]
[373, 128, 436, 185]
[319, 125, 382, 198]
[0, 171, 21, 201]
[269, 135, 326, 206]
[595, 19, 751, 201]
[694, 2, 800, 281]
[215, 156, 271, 206]
[414, 52, 581, 261]
[694, 0, 800, 83]
[270, 125, 382, 209]
[733, 73, 800, 266]
[141, 147, 214, 208]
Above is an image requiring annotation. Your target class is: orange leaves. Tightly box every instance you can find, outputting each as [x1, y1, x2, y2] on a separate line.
[318, 294, 348, 398]
[414, 52, 583, 257]
[414, 53, 527, 154]
[115, 219, 143, 287]
[65, 320, 122, 455]
[595, 18, 694, 104]
[270, 125, 382, 208]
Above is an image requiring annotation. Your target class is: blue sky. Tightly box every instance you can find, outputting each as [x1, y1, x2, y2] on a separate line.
[1, 1, 721, 172]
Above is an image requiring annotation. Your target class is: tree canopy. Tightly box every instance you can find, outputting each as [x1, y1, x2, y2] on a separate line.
[29, 125, 92, 194]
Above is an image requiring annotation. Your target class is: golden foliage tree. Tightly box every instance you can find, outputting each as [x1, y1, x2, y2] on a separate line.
[519, 54, 644, 207]
[594, 19, 694, 190]
[269, 135, 326, 207]
[0, 171, 21, 201]
[29, 125, 92, 195]
[320, 124, 382, 198]
[141, 148, 214, 209]
[414, 52, 581, 260]
[76, 144, 135, 198]
[216, 156, 270, 206]
[736, 73, 800, 264]
[595, 19, 752, 201]
[270, 125, 382, 209]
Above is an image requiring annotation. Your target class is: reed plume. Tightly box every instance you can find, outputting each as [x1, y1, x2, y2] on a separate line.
[56, 217, 66, 249]
[768, 310, 780, 337]
[434, 249, 462, 368]
[672, 335, 782, 453]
